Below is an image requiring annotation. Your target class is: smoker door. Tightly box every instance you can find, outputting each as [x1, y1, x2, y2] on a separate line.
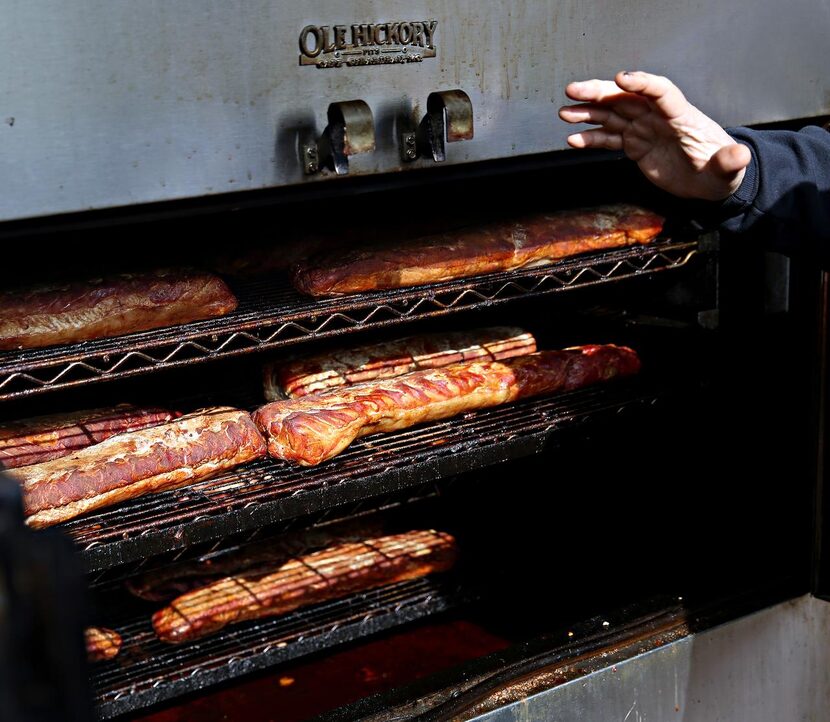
[2, 0, 830, 221]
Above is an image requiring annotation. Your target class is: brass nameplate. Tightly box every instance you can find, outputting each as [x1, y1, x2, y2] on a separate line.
[299, 21, 437, 68]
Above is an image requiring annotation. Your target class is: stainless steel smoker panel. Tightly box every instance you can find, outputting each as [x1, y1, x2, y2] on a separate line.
[469, 595, 830, 722]
[1, 0, 829, 221]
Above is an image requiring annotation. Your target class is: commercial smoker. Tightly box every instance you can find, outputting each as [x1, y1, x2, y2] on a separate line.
[1, 1, 830, 720]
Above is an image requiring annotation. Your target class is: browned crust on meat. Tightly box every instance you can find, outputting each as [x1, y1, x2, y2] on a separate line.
[0, 405, 178, 470]
[152, 530, 457, 644]
[85, 627, 122, 662]
[126, 518, 385, 603]
[0, 268, 238, 350]
[264, 327, 537, 400]
[253, 345, 641, 466]
[9, 408, 266, 528]
[292, 205, 664, 296]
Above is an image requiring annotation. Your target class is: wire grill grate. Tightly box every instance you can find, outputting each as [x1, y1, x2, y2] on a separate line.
[91, 574, 475, 719]
[0, 241, 698, 400]
[62, 380, 667, 573]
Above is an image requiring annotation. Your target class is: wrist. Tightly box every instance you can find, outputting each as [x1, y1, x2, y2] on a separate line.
[724, 167, 747, 199]
[725, 141, 758, 206]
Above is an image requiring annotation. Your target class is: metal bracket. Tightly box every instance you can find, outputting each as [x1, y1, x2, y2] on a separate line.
[303, 100, 375, 176]
[410, 89, 474, 162]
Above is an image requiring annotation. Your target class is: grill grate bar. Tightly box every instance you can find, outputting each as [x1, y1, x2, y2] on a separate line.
[62, 380, 668, 573]
[84, 484, 445, 591]
[0, 241, 698, 400]
[91, 575, 475, 719]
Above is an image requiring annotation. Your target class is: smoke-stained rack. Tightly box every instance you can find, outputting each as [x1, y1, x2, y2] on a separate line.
[0, 240, 698, 400]
[64, 379, 670, 573]
[84, 484, 446, 590]
[91, 575, 474, 719]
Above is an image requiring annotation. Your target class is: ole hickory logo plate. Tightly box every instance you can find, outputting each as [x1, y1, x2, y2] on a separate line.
[299, 21, 438, 68]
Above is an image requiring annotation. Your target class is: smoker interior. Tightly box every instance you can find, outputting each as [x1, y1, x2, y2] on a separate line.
[109, 311, 810, 721]
[1, 155, 818, 721]
[0, 240, 696, 401]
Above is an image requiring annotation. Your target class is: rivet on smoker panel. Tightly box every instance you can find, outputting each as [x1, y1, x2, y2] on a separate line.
[415, 89, 474, 162]
[303, 100, 376, 176]
[401, 132, 418, 162]
[301, 145, 319, 175]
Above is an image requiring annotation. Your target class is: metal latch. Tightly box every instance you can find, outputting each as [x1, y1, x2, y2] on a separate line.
[303, 100, 376, 176]
[402, 89, 474, 163]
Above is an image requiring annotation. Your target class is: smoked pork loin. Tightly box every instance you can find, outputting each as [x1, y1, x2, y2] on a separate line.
[292, 204, 664, 296]
[263, 327, 536, 400]
[0, 268, 237, 350]
[254, 345, 640, 466]
[8, 407, 266, 528]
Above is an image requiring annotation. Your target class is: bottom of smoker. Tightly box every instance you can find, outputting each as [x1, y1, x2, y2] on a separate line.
[126, 584, 819, 722]
[94, 575, 477, 719]
[132, 617, 511, 722]
[315, 586, 822, 722]
[462, 593, 830, 722]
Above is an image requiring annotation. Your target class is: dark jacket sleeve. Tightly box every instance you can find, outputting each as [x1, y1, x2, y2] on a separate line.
[718, 125, 830, 265]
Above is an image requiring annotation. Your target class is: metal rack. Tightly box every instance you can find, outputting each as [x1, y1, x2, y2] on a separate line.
[0, 236, 702, 720]
[65, 380, 670, 573]
[91, 575, 474, 719]
[0, 240, 698, 400]
[84, 484, 446, 591]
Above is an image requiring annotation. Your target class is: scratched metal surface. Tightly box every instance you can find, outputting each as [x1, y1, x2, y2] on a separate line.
[1, 0, 829, 221]
[467, 594, 830, 722]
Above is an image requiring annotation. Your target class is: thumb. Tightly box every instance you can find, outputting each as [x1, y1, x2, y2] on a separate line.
[709, 143, 751, 179]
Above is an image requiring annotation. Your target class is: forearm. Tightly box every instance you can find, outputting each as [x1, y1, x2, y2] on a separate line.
[719, 126, 830, 264]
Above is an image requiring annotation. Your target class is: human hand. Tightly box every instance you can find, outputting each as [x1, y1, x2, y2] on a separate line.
[559, 71, 751, 201]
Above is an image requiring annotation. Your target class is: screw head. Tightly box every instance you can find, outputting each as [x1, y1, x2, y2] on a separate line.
[303, 145, 319, 174]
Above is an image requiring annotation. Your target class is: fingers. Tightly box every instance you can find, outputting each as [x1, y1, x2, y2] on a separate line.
[566, 129, 623, 151]
[565, 79, 627, 103]
[558, 104, 629, 133]
[695, 144, 752, 199]
[708, 143, 752, 178]
[567, 128, 651, 161]
[564, 80, 651, 119]
[614, 71, 690, 120]
[558, 103, 608, 124]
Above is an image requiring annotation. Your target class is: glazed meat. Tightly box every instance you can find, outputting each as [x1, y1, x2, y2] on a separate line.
[254, 345, 641, 466]
[0, 404, 177, 470]
[264, 327, 537, 400]
[292, 204, 664, 296]
[0, 268, 237, 350]
[85, 627, 122, 662]
[126, 518, 385, 603]
[152, 530, 457, 644]
[8, 407, 266, 528]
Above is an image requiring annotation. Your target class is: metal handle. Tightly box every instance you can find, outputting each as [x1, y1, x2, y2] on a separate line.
[416, 89, 474, 162]
[302, 100, 375, 176]
[323, 100, 376, 175]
